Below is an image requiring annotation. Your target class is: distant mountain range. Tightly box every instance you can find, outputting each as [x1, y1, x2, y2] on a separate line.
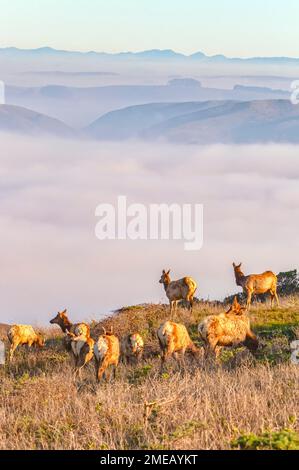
[6, 81, 289, 128]
[1, 99, 298, 144]
[1, 46, 299, 64]
[85, 100, 299, 144]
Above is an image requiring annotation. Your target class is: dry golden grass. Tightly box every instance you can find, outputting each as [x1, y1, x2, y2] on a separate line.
[0, 298, 298, 450]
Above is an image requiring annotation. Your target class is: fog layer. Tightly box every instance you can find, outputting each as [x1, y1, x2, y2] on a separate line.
[0, 135, 298, 324]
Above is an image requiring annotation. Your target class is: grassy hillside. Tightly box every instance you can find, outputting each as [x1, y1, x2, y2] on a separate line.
[0, 297, 298, 450]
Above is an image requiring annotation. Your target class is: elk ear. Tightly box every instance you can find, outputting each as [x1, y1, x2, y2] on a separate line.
[233, 262, 236, 268]
[167, 269, 171, 275]
[162, 269, 165, 274]
[62, 308, 67, 314]
[238, 263, 242, 268]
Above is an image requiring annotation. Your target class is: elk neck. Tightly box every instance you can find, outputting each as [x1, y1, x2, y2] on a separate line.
[235, 269, 245, 287]
[61, 317, 73, 333]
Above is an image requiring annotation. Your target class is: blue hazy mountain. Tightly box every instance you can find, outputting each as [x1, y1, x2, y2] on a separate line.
[85, 99, 299, 144]
[0, 104, 75, 137]
[6, 81, 288, 128]
[1, 46, 299, 64]
[2, 99, 299, 144]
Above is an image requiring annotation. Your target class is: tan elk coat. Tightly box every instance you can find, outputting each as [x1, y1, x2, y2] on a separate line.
[7, 325, 44, 361]
[120, 333, 144, 364]
[159, 270, 197, 317]
[198, 297, 258, 359]
[94, 332, 120, 382]
[157, 321, 199, 369]
[233, 263, 279, 309]
[66, 331, 95, 378]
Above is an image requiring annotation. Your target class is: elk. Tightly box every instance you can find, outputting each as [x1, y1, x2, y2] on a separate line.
[66, 331, 94, 378]
[49, 309, 90, 337]
[159, 269, 197, 317]
[157, 321, 200, 371]
[94, 327, 120, 382]
[198, 296, 258, 360]
[120, 333, 144, 364]
[7, 325, 44, 361]
[233, 263, 279, 309]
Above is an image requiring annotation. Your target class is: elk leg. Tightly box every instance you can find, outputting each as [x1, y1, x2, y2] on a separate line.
[206, 336, 220, 363]
[9, 342, 18, 362]
[270, 292, 274, 308]
[246, 290, 253, 309]
[214, 346, 222, 362]
[180, 349, 186, 368]
[160, 349, 171, 372]
[272, 289, 280, 307]
[169, 301, 173, 318]
[275, 292, 280, 307]
[172, 351, 181, 371]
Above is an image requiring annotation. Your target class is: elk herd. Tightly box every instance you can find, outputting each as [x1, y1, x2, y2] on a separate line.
[5, 263, 280, 381]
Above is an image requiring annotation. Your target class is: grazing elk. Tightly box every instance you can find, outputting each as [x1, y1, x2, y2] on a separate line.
[233, 263, 279, 309]
[7, 325, 44, 361]
[159, 269, 197, 318]
[66, 331, 95, 379]
[94, 328, 120, 382]
[120, 333, 144, 364]
[157, 321, 200, 371]
[198, 296, 258, 361]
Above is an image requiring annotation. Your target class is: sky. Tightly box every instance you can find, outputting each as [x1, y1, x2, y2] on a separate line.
[0, 0, 298, 57]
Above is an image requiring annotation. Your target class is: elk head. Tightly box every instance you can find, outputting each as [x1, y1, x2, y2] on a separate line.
[226, 296, 247, 316]
[49, 309, 71, 332]
[159, 269, 171, 286]
[232, 262, 244, 285]
[36, 334, 45, 348]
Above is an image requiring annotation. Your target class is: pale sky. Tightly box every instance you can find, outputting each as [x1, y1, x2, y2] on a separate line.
[0, 0, 298, 57]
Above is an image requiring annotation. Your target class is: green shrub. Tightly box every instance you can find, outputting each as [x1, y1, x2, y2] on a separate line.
[231, 429, 299, 450]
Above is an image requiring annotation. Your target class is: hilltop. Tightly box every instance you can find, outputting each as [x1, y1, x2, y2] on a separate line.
[0, 104, 75, 137]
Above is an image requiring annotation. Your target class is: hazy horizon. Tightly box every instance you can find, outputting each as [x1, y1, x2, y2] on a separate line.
[0, 0, 298, 58]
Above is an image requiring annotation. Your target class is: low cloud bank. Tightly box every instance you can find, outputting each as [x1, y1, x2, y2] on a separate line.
[0, 135, 298, 323]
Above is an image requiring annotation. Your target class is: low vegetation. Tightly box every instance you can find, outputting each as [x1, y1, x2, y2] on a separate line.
[0, 297, 298, 450]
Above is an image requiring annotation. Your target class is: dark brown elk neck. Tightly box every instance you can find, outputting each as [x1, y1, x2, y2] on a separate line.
[235, 270, 245, 287]
[60, 317, 73, 333]
[163, 279, 171, 291]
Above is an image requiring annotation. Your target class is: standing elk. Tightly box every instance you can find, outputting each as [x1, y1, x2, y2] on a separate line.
[233, 263, 279, 309]
[198, 296, 258, 361]
[66, 331, 94, 379]
[120, 333, 144, 364]
[94, 327, 120, 382]
[157, 321, 200, 371]
[7, 325, 44, 361]
[49, 309, 90, 338]
[50, 309, 91, 371]
[159, 269, 197, 318]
